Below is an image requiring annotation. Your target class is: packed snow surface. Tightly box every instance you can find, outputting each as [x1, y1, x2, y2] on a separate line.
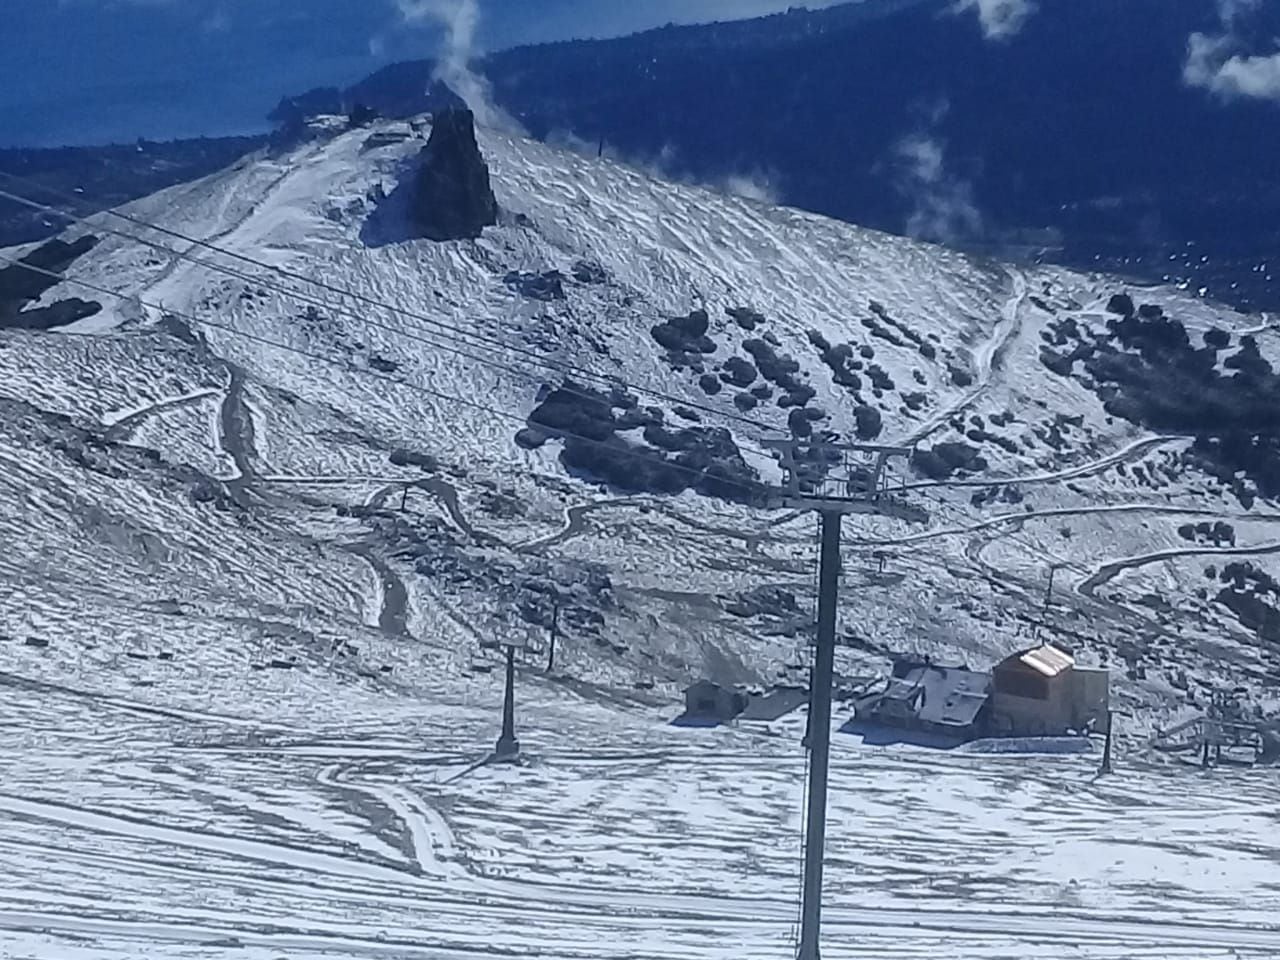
[1, 118, 1279, 958]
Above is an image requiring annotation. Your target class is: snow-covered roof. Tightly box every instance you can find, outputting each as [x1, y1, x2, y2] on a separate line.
[1017, 644, 1075, 678]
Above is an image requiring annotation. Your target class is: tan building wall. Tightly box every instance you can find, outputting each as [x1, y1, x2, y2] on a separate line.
[992, 684, 1073, 735]
[991, 667, 1112, 735]
[991, 663, 1074, 735]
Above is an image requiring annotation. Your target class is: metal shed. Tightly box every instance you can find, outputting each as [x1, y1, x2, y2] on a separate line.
[681, 679, 749, 724]
[855, 662, 992, 742]
[740, 685, 809, 721]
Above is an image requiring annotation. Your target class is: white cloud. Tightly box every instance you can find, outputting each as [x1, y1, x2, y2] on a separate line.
[1211, 50, 1280, 99]
[395, 0, 522, 132]
[1218, 0, 1261, 27]
[545, 129, 779, 203]
[1184, 0, 1280, 103]
[721, 172, 779, 205]
[898, 135, 945, 184]
[894, 133, 982, 245]
[1188, 43, 1280, 100]
[953, 0, 1035, 41]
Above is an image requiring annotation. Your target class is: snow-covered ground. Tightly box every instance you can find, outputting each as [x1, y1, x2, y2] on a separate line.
[1, 675, 1278, 959]
[1, 117, 1278, 958]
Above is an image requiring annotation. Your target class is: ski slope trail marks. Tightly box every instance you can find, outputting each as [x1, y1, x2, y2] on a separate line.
[1, 731, 1279, 960]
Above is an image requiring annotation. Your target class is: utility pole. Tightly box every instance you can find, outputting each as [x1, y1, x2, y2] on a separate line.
[764, 440, 926, 960]
[494, 644, 520, 760]
[1044, 563, 1058, 610]
[797, 509, 841, 960]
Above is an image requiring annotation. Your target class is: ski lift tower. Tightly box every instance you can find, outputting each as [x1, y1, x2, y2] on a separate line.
[763, 439, 926, 960]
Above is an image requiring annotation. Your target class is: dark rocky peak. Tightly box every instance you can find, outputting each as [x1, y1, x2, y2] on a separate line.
[410, 108, 498, 242]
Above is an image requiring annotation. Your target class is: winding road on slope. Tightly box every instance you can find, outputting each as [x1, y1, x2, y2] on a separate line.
[904, 433, 1185, 491]
[217, 362, 254, 502]
[203, 361, 413, 638]
[282, 475, 485, 545]
[848, 501, 1280, 551]
[346, 542, 410, 635]
[101, 389, 223, 444]
[515, 497, 639, 553]
[1078, 540, 1280, 597]
[904, 267, 1026, 445]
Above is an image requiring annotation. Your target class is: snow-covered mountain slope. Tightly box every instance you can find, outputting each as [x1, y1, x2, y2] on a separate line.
[2, 117, 1279, 958]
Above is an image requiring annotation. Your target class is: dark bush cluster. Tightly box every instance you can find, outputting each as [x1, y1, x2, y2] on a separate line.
[725, 306, 764, 330]
[868, 300, 928, 349]
[522, 379, 762, 502]
[743, 338, 814, 407]
[389, 448, 440, 471]
[720, 355, 758, 387]
[912, 441, 989, 480]
[572, 260, 607, 284]
[854, 405, 882, 440]
[806, 334, 863, 393]
[652, 308, 716, 354]
[1041, 299, 1280, 499]
[1177, 520, 1235, 545]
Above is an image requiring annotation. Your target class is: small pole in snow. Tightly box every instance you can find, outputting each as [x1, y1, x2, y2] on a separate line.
[547, 598, 560, 673]
[1044, 564, 1058, 610]
[1100, 709, 1114, 775]
[399, 483, 411, 512]
[494, 644, 520, 760]
[597, 135, 605, 159]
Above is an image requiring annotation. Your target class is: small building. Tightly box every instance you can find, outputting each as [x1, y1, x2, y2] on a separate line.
[682, 679, 749, 724]
[854, 662, 992, 743]
[739, 684, 809, 722]
[991, 643, 1110, 736]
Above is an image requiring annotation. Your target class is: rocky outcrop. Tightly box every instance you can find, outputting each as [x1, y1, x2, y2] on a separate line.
[505, 270, 565, 301]
[0, 235, 101, 329]
[572, 260, 607, 284]
[410, 109, 498, 242]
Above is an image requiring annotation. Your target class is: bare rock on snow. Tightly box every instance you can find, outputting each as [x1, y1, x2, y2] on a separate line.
[411, 108, 498, 242]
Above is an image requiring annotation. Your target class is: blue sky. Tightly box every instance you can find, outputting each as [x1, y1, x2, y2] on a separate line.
[0, 0, 846, 147]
